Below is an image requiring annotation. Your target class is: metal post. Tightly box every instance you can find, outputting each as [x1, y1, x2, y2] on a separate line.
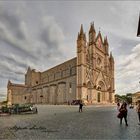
[137, 13, 140, 37]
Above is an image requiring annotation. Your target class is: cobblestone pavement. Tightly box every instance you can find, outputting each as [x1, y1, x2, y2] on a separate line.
[0, 105, 140, 140]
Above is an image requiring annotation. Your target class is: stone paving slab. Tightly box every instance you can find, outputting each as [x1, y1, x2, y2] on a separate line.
[0, 105, 140, 139]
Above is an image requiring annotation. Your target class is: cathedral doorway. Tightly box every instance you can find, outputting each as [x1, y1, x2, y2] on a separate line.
[87, 81, 92, 103]
[97, 81, 106, 103]
[97, 92, 100, 102]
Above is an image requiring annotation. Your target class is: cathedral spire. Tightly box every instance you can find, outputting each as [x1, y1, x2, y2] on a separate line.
[78, 24, 86, 41]
[8, 80, 11, 85]
[28, 66, 31, 70]
[27, 66, 31, 71]
[80, 24, 84, 35]
[7, 80, 12, 87]
[26, 66, 32, 75]
[89, 22, 95, 33]
[77, 24, 86, 51]
[104, 36, 108, 45]
[89, 22, 96, 44]
[110, 52, 114, 62]
[104, 36, 109, 55]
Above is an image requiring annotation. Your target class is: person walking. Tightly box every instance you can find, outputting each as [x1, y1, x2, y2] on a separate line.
[119, 102, 128, 126]
[136, 100, 140, 125]
[117, 102, 120, 111]
[79, 101, 83, 112]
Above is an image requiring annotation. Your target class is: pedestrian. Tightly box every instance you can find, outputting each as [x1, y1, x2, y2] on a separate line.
[79, 100, 83, 112]
[118, 102, 128, 126]
[136, 100, 140, 125]
[68, 101, 70, 105]
[117, 102, 120, 111]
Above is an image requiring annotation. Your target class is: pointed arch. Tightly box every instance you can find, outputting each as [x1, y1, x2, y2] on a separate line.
[97, 80, 105, 91]
[87, 81, 92, 89]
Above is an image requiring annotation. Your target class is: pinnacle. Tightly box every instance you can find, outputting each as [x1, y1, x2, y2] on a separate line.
[80, 24, 84, 35]
[27, 66, 31, 71]
[110, 52, 114, 60]
[78, 24, 86, 41]
[104, 36, 108, 45]
[77, 32, 80, 40]
[89, 22, 95, 33]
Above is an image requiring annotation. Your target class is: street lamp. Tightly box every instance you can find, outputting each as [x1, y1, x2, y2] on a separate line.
[137, 13, 140, 37]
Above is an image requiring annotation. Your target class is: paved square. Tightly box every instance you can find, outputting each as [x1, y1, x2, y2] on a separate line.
[0, 105, 140, 139]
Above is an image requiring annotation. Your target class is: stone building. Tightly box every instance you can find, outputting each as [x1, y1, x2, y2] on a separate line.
[7, 23, 115, 105]
[132, 92, 140, 104]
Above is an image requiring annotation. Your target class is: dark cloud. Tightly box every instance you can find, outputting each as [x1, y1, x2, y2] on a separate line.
[0, 1, 140, 98]
[0, 9, 26, 40]
[0, 2, 67, 97]
[108, 32, 139, 55]
[1, 56, 28, 69]
[39, 17, 65, 61]
[0, 72, 23, 83]
[0, 27, 37, 60]
[41, 30, 58, 50]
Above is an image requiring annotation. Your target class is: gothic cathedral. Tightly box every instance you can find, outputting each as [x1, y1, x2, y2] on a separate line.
[77, 24, 114, 104]
[7, 23, 115, 105]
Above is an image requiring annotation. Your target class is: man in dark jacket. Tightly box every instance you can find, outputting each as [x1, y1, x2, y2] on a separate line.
[79, 100, 83, 112]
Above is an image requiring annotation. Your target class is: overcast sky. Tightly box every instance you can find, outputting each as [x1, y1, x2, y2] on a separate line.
[0, 1, 140, 101]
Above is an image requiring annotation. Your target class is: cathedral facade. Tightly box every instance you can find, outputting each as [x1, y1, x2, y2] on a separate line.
[7, 23, 115, 105]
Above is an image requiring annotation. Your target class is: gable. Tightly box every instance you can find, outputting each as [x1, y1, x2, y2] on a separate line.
[95, 71, 108, 90]
[96, 32, 103, 48]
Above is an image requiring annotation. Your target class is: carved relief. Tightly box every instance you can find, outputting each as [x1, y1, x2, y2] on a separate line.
[86, 66, 93, 87]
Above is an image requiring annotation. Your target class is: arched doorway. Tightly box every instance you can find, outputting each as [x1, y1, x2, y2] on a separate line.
[87, 81, 92, 103]
[97, 92, 100, 102]
[97, 81, 106, 103]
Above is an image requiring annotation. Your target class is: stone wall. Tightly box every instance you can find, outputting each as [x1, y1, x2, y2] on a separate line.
[41, 58, 76, 84]
[8, 58, 77, 105]
[31, 75, 76, 105]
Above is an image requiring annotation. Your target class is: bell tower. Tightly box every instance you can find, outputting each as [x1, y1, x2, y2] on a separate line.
[77, 24, 87, 100]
